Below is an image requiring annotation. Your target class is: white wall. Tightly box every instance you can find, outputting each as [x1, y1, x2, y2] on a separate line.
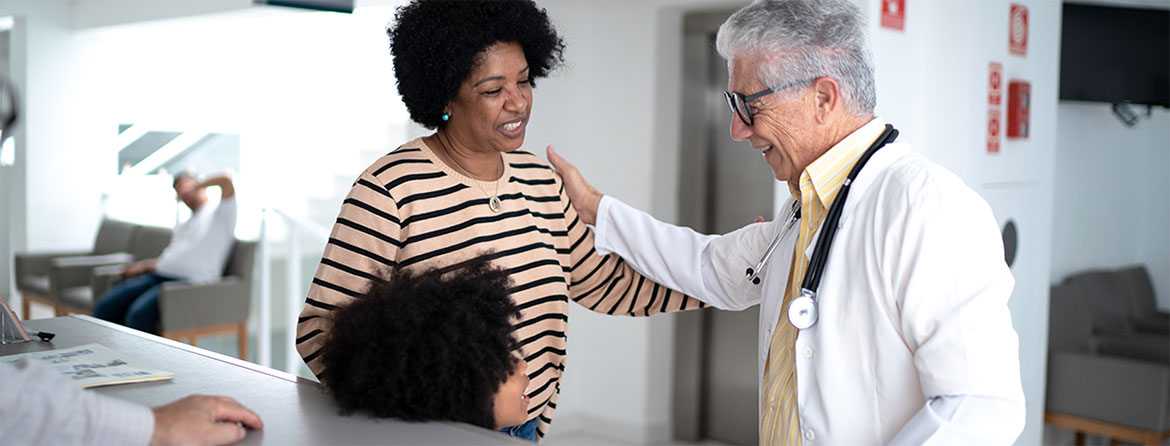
[0, 0, 98, 252]
[1, 0, 412, 259]
[1052, 103, 1170, 310]
[0, 0, 97, 308]
[526, 0, 796, 442]
[523, 3, 681, 442]
[67, 4, 411, 238]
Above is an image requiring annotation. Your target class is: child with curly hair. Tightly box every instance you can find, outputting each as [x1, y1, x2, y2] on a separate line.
[319, 255, 530, 434]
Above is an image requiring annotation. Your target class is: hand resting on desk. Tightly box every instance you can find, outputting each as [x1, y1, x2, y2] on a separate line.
[151, 395, 263, 446]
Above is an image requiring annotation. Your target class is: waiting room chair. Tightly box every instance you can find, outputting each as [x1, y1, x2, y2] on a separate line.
[14, 218, 137, 318]
[62, 225, 173, 315]
[1045, 274, 1170, 445]
[155, 240, 256, 361]
[1117, 265, 1170, 335]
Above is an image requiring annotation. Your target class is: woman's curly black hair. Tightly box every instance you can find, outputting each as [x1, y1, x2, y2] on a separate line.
[388, 0, 566, 129]
[320, 255, 521, 430]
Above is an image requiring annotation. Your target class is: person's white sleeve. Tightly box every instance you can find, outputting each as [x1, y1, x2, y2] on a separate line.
[886, 168, 1025, 443]
[0, 359, 155, 445]
[889, 395, 1025, 445]
[216, 195, 238, 227]
[593, 195, 769, 310]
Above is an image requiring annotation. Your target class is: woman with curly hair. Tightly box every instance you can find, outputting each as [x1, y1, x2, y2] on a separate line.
[296, 0, 707, 440]
[320, 255, 531, 432]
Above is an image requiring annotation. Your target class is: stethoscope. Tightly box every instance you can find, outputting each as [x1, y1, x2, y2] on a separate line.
[744, 124, 899, 330]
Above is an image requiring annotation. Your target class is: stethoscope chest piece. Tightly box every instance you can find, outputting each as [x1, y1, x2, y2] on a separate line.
[788, 290, 818, 330]
[753, 124, 898, 331]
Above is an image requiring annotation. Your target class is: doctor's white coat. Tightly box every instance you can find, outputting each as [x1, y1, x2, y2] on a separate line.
[593, 141, 1025, 444]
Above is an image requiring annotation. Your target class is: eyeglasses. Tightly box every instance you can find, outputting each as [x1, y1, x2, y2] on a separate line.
[724, 77, 819, 127]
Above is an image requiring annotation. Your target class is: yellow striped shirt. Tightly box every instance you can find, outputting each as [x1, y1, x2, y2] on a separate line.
[759, 118, 886, 444]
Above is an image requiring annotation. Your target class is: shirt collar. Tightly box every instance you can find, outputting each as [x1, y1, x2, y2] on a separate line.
[789, 117, 886, 210]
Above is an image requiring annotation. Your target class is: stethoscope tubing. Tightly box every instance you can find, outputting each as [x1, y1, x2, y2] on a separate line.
[745, 200, 801, 285]
[800, 125, 898, 294]
[745, 124, 898, 330]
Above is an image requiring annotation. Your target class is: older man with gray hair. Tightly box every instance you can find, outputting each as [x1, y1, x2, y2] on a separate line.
[548, 0, 1025, 444]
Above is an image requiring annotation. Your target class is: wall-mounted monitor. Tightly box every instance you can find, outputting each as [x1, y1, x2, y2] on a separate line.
[254, 0, 353, 14]
[1059, 3, 1169, 107]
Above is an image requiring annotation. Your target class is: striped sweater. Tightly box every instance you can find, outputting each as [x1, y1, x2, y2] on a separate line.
[296, 137, 705, 437]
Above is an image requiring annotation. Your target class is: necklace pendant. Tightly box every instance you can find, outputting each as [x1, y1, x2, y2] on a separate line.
[488, 195, 502, 213]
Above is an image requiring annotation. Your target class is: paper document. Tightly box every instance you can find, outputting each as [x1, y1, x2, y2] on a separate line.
[0, 343, 173, 388]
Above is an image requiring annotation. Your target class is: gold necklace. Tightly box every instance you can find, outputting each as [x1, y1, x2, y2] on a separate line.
[435, 134, 504, 213]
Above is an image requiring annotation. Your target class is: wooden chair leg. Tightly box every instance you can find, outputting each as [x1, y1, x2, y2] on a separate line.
[163, 324, 249, 361]
[1147, 431, 1170, 446]
[53, 305, 67, 317]
[21, 298, 30, 320]
[1075, 431, 1086, 446]
[236, 323, 247, 361]
[1109, 438, 1120, 446]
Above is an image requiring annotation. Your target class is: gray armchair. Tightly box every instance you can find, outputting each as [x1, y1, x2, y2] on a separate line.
[65, 225, 174, 314]
[156, 240, 256, 361]
[14, 218, 137, 318]
[1117, 265, 1170, 335]
[1045, 276, 1170, 444]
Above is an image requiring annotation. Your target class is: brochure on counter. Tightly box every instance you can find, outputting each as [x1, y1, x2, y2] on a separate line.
[1, 343, 174, 388]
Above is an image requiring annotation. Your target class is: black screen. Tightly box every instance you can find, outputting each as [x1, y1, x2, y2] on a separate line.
[255, 0, 353, 14]
[1060, 4, 1169, 106]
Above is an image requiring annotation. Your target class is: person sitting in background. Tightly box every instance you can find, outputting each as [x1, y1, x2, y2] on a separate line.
[94, 172, 237, 334]
[0, 76, 261, 445]
[319, 255, 530, 434]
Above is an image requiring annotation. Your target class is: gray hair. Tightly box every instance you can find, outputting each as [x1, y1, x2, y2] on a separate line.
[715, 0, 876, 116]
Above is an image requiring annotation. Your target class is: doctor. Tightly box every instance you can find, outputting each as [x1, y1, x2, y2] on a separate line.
[547, 0, 1025, 444]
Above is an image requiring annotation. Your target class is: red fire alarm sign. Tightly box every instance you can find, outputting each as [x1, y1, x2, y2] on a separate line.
[881, 0, 905, 31]
[1009, 4, 1028, 56]
[988, 109, 1002, 153]
[989, 62, 1004, 106]
[1007, 80, 1031, 139]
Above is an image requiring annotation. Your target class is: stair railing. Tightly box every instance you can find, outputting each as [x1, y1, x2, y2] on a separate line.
[257, 207, 330, 375]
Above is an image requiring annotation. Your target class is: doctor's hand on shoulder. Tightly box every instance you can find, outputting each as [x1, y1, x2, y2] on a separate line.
[547, 146, 603, 226]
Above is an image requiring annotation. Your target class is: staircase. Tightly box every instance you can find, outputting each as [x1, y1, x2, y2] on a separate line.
[254, 122, 428, 377]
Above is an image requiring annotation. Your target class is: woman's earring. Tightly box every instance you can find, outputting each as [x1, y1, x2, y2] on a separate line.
[441, 113, 450, 122]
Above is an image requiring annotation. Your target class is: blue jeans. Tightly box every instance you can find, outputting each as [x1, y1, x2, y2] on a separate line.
[93, 272, 177, 334]
[499, 417, 539, 443]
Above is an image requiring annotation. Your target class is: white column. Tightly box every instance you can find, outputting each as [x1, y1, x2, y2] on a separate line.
[257, 209, 272, 368]
[285, 224, 301, 375]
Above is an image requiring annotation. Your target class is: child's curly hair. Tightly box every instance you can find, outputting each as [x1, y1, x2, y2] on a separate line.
[320, 255, 521, 429]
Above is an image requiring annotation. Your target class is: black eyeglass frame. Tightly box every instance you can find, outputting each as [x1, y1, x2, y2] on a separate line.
[724, 77, 820, 127]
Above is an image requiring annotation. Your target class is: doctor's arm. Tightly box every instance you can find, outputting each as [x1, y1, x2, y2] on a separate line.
[886, 184, 1026, 445]
[1, 359, 262, 446]
[549, 146, 763, 311]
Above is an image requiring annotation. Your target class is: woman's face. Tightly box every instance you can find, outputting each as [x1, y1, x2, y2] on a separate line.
[445, 41, 533, 154]
[492, 356, 530, 429]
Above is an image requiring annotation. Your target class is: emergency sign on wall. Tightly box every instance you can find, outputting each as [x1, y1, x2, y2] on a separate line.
[989, 62, 1004, 106]
[987, 62, 1004, 153]
[1009, 4, 1028, 56]
[988, 109, 1002, 153]
[1007, 80, 1031, 139]
[881, 0, 905, 31]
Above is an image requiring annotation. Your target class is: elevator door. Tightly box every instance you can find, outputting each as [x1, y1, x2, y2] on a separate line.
[675, 15, 776, 445]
